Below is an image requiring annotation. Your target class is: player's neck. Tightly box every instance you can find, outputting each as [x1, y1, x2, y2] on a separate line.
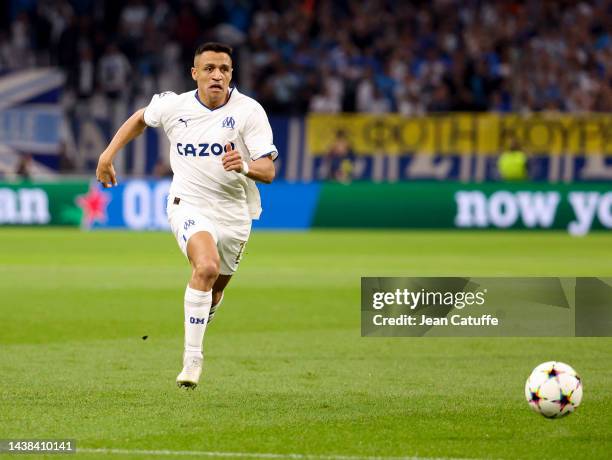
[197, 88, 230, 110]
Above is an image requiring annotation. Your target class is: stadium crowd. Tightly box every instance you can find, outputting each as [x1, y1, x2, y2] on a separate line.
[1, 0, 611, 114]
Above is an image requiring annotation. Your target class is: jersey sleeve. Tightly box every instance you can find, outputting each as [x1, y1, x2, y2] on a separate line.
[243, 104, 278, 161]
[143, 91, 177, 128]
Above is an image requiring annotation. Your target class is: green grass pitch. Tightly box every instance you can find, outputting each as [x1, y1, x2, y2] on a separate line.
[0, 228, 611, 459]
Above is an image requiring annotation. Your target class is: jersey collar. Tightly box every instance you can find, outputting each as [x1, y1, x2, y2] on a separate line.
[194, 86, 236, 111]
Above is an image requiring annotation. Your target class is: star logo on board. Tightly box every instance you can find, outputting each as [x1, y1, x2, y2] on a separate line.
[77, 183, 110, 228]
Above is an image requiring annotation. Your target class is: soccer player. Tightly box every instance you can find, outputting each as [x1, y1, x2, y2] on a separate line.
[95, 42, 277, 388]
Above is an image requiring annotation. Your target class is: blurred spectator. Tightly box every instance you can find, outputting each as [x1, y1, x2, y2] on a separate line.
[11, 12, 35, 68]
[266, 60, 300, 113]
[310, 89, 341, 113]
[370, 88, 392, 114]
[310, 68, 343, 113]
[398, 92, 425, 116]
[428, 85, 452, 112]
[356, 69, 376, 113]
[75, 46, 95, 99]
[0, 31, 18, 71]
[98, 44, 131, 100]
[16, 154, 33, 181]
[56, 12, 79, 70]
[325, 129, 354, 183]
[119, 0, 148, 41]
[58, 142, 76, 173]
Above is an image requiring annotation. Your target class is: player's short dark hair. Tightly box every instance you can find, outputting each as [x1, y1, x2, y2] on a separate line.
[195, 42, 233, 60]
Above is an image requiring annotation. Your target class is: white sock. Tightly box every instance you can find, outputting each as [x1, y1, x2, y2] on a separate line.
[184, 286, 212, 357]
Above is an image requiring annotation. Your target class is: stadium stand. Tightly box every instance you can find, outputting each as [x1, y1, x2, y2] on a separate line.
[1, 0, 611, 115]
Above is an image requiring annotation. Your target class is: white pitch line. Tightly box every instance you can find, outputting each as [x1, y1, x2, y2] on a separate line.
[77, 447, 485, 460]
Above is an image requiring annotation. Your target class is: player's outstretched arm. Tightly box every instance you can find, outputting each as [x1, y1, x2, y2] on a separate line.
[96, 108, 147, 188]
[222, 144, 275, 184]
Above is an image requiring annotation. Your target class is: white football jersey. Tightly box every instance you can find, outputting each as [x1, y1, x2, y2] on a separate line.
[143, 87, 278, 231]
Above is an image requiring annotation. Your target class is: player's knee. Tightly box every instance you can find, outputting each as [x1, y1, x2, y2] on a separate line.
[192, 259, 220, 285]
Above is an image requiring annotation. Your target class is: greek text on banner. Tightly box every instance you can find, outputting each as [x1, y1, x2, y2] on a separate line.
[307, 113, 612, 156]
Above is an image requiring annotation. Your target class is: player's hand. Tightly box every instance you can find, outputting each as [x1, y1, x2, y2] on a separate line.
[222, 143, 247, 173]
[96, 154, 118, 188]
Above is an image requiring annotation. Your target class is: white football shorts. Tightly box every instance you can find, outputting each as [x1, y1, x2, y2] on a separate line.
[167, 200, 250, 275]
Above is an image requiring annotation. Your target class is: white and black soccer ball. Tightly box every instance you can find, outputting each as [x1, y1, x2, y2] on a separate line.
[525, 361, 583, 418]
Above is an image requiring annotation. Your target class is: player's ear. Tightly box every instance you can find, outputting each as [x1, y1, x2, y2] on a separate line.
[191, 67, 197, 81]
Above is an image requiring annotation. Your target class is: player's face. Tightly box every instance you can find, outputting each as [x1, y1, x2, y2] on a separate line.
[192, 51, 233, 107]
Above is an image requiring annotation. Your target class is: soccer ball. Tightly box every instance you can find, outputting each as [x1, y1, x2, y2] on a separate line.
[525, 361, 583, 418]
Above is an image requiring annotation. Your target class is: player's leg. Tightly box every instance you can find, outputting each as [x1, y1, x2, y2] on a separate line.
[208, 274, 232, 324]
[167, 203, 222, 388]
[207, 229, 249, 325]
[187, 231, 220, 291]
[176, 230, 220, 388]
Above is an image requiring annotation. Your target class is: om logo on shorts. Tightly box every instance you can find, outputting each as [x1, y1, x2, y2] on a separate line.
[184, 219, 195, 231]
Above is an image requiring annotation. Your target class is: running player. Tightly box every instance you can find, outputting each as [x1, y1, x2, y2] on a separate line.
[95, 42, 277, 388]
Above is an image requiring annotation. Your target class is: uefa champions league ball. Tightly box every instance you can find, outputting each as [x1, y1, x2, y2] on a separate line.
[525, 361, 583, 418]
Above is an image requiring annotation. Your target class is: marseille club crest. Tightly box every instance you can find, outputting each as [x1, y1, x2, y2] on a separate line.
[222, 116, 235, 129]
